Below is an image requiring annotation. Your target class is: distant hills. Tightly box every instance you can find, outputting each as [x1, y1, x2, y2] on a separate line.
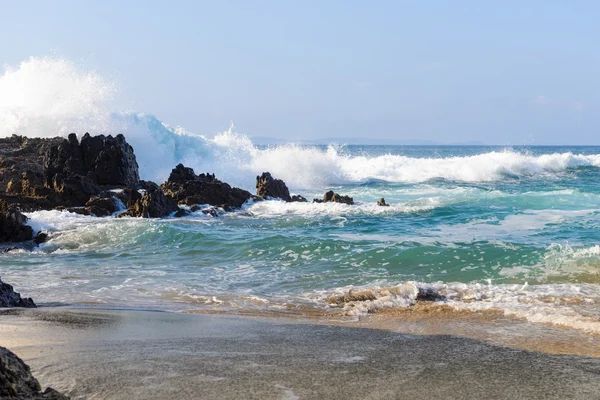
[249, 136, 486, 146]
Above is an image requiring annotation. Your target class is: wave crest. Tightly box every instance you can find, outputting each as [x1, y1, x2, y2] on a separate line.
[2, 57, 599, 190]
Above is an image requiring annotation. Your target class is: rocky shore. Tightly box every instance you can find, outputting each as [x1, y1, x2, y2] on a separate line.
[0, 133, 362, 244]
[0, 277, 36, 308]
[0, 278, 65, 398]
[0, 346, 68, 399]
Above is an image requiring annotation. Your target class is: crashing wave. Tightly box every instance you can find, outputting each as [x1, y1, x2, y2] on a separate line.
[1, 57, 600, 191]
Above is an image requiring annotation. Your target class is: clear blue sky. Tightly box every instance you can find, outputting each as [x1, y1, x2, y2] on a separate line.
[1, 0, 599, 144]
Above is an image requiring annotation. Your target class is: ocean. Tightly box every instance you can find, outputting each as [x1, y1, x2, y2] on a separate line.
[2, 58, 600, 337]
[2, 143, 600, 335]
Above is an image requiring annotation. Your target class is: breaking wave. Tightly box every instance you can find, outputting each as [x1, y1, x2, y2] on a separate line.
[2, 57, 600, 190]
[319, 281, 600, 333]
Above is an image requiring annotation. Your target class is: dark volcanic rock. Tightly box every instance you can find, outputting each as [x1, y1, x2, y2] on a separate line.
[54, 206, 92, 216]
[0, 277, 36, 308]
[0, 200, 33, 242]
[290, 195, 308, 203]
[189, 205, 224, 217]
[161, 164, 258, 211]
[377, 197, 389, 207]
[0, 135, 64, 195]
[109, 188, 142, 209]
[6, 171, 47, 198]
[0, 346, 68, 399]
[85, 195, 119, 217]
[414, 285, 443, 302]
[255, 172, 307, 202]
[1, 133, 140, 216]
[120, 182, 179, 218]
[33, 232, 48, 245]
[42, 133, 138, 206]
[49, 173, 100, 207]
[167, 163, 211, 184]
[173, 208, 190, 218]
[313, 190, 354, 205]
[80, 133, 139, 186]
[45, 133, 139, 188]
[256, 172, 291, 201]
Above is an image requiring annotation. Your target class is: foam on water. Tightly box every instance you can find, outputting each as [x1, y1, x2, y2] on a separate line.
[317, 281, 600, 333]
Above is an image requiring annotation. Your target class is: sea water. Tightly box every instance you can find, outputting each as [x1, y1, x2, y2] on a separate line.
[2, 57, 600, 335]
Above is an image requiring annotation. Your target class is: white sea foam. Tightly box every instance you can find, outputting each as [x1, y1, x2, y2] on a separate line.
[244, 198, 441, 218]
[2, 57, 600, 191]
[318, 281, 600, 333]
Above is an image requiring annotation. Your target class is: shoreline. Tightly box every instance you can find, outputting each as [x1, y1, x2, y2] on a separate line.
[5, 302, 600, 351]
[8, 293, 600, 358]
[182, 303, 600, 358]
[3, 307, 600, 399]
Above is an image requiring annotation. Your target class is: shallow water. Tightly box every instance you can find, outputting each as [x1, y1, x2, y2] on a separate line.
[2, 145, 600, 335]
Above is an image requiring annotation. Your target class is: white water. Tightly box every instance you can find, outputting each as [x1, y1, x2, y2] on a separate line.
[2, 57, 600, 191]
[319, 281, 600, 333]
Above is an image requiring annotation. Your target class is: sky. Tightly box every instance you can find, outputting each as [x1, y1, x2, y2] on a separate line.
[1, 0, 599, 144]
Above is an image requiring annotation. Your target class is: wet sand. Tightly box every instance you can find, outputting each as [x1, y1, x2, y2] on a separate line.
[2, 307, 600, 399]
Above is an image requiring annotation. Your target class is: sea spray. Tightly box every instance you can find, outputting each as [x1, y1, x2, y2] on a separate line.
[2, 57, 600, 190]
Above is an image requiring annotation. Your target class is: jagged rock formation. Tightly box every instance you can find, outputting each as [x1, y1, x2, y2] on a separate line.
[2, 137, 324, 240]
[377, 197, 389, 206]
[255, 172, 307, 202]
[0, 133, 140, 211]
[119, 181, 179, 218]
[161, 164, 259, 211]
[291, 195, 308, 202]
[44, 133, 139, 187]
[256, 172, 291, 201]
[0, 133, 144, 239]
[84, 195, 120, 217]
[0, 200, 33, 242]
[0, 277, 36, 308]
[313, 190, 354, 205]
[165, 163, 199, 184]
[0, 346, 68, 399]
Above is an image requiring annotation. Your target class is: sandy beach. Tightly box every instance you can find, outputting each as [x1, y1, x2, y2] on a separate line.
[2, 307, 600, 400]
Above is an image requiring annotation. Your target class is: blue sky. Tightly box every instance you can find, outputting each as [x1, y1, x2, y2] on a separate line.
[1, 0, 599, 144]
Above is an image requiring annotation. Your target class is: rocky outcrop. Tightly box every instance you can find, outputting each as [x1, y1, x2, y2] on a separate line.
[290, 194, 308, 202]
[0, 346, 68, 399]
[0, 200, 33, 243]
[255, 172, 308, 202]
[1, 133, 140, 214]
[313, 190, 354, 205]
[256, 172, 291, 201]
[48, 173, 100, 207]
[0, 277, 36, 308]
[0, 133, 145, 239]
[42, 133, 138, 206]
[84, 195, 120, 217]
[119, 182, 179, 218]
[166, 163, 199, 184]
[161, 164, 259, 211]
[377, 197, 389, 207]
[44, 133, 139, 188]
[33, 232, 48, 245]
[0, 136, 63, 193]
[2, 136, 328, 231]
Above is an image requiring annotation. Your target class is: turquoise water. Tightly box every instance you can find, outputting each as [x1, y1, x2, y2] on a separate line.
[2, 145, 600, 331]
